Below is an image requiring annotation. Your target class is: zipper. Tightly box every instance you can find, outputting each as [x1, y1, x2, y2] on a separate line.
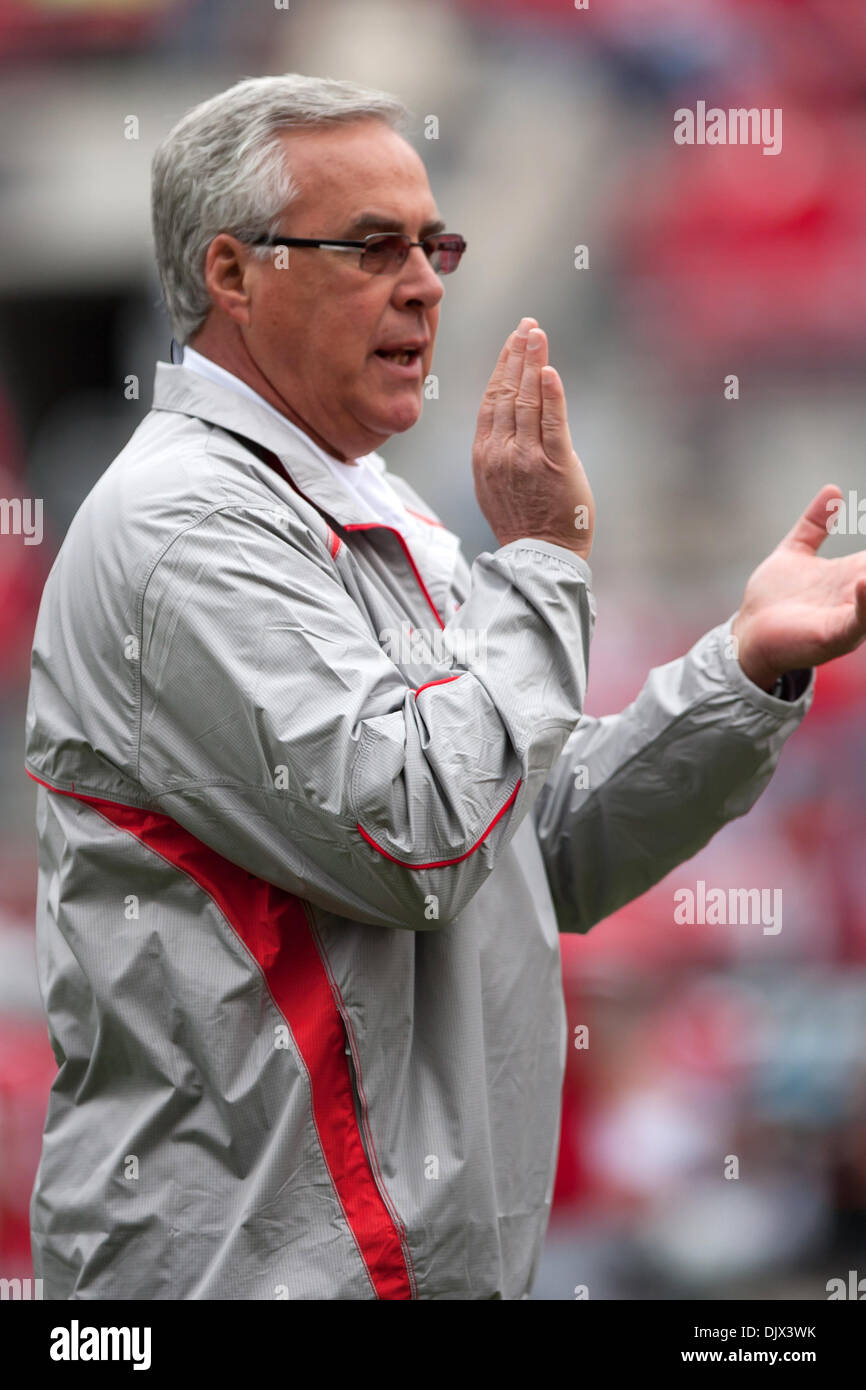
[342, 1022, 371, 1163]
[339, 1014, 417, 1296]
[303, 900, 417, 1296]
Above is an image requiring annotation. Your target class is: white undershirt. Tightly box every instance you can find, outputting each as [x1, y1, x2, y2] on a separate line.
[182, 346, 419, 540]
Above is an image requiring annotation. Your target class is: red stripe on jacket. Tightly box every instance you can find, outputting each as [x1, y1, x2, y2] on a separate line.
[26, 770, 414, 1300]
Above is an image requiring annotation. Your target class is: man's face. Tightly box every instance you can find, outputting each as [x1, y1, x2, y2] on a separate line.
[231, 120, 446, 460]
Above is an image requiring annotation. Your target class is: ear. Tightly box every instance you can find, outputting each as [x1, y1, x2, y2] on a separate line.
[203, 233, 256, 327]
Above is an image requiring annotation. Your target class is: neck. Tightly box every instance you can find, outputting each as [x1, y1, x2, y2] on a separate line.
[189, 323, 354, 462]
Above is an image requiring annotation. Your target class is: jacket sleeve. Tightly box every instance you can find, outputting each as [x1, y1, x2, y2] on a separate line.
[137, 504, 595, 930]
[532, 616, 814, 934]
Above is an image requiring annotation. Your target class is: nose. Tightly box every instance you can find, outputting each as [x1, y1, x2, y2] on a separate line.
[391, 244, 444, 312]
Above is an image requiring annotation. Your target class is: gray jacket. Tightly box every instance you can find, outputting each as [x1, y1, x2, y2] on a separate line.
[24, 363, 813, 1299]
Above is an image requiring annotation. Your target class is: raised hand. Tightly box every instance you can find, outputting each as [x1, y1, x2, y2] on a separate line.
[731, 483, 866, 691]
[472, 318, 594, 559]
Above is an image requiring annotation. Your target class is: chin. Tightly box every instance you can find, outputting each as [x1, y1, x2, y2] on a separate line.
[367, 397, 423, 441]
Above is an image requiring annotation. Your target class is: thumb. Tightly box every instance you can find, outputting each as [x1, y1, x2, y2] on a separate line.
[781, 483, 843, 554]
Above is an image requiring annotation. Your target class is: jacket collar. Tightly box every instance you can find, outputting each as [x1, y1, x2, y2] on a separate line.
[152, 360, 393, 528]
[151, 361, 463, 622]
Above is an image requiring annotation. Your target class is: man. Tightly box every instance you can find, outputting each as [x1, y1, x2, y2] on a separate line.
[24, 74, 866, 1301]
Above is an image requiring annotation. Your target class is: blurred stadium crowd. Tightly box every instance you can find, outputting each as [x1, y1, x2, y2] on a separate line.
[1, 0, 864, 1299]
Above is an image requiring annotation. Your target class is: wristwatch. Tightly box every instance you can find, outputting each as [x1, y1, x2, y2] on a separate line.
[770, 669, 812, 701]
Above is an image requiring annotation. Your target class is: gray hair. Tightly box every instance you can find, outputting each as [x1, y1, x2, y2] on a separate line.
[151, 74, 410, 344]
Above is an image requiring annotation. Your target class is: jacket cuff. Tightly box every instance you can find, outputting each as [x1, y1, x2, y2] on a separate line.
[719, 614, 815, 714]
[494, 537, 593, 588]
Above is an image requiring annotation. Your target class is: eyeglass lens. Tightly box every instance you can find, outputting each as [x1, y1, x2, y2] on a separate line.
[361, 234, 464, 275]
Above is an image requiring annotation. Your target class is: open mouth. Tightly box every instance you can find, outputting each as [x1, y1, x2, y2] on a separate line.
[374, 348, 421, 366]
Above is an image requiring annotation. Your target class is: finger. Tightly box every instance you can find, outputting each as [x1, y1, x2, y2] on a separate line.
[492, 318, 536, 439]
[839, 575, 866, 652]
[540, 364, 571, 460]
[489, 325, 521, 386]
[476, 329, 517, 436]
[781, 483, 844, 554]
[514, 327, 546, 442]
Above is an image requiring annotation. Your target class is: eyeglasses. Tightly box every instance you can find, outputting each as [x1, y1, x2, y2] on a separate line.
[249, 231, 467, 275]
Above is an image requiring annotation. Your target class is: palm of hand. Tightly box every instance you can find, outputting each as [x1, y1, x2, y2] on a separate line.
[732, 484, 866, 690]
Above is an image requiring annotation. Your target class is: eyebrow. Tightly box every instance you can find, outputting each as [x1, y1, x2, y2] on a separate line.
[337, 212, 447, 239]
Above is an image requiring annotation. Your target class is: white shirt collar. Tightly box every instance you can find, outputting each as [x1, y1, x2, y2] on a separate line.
[181, 345, 386, 476]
